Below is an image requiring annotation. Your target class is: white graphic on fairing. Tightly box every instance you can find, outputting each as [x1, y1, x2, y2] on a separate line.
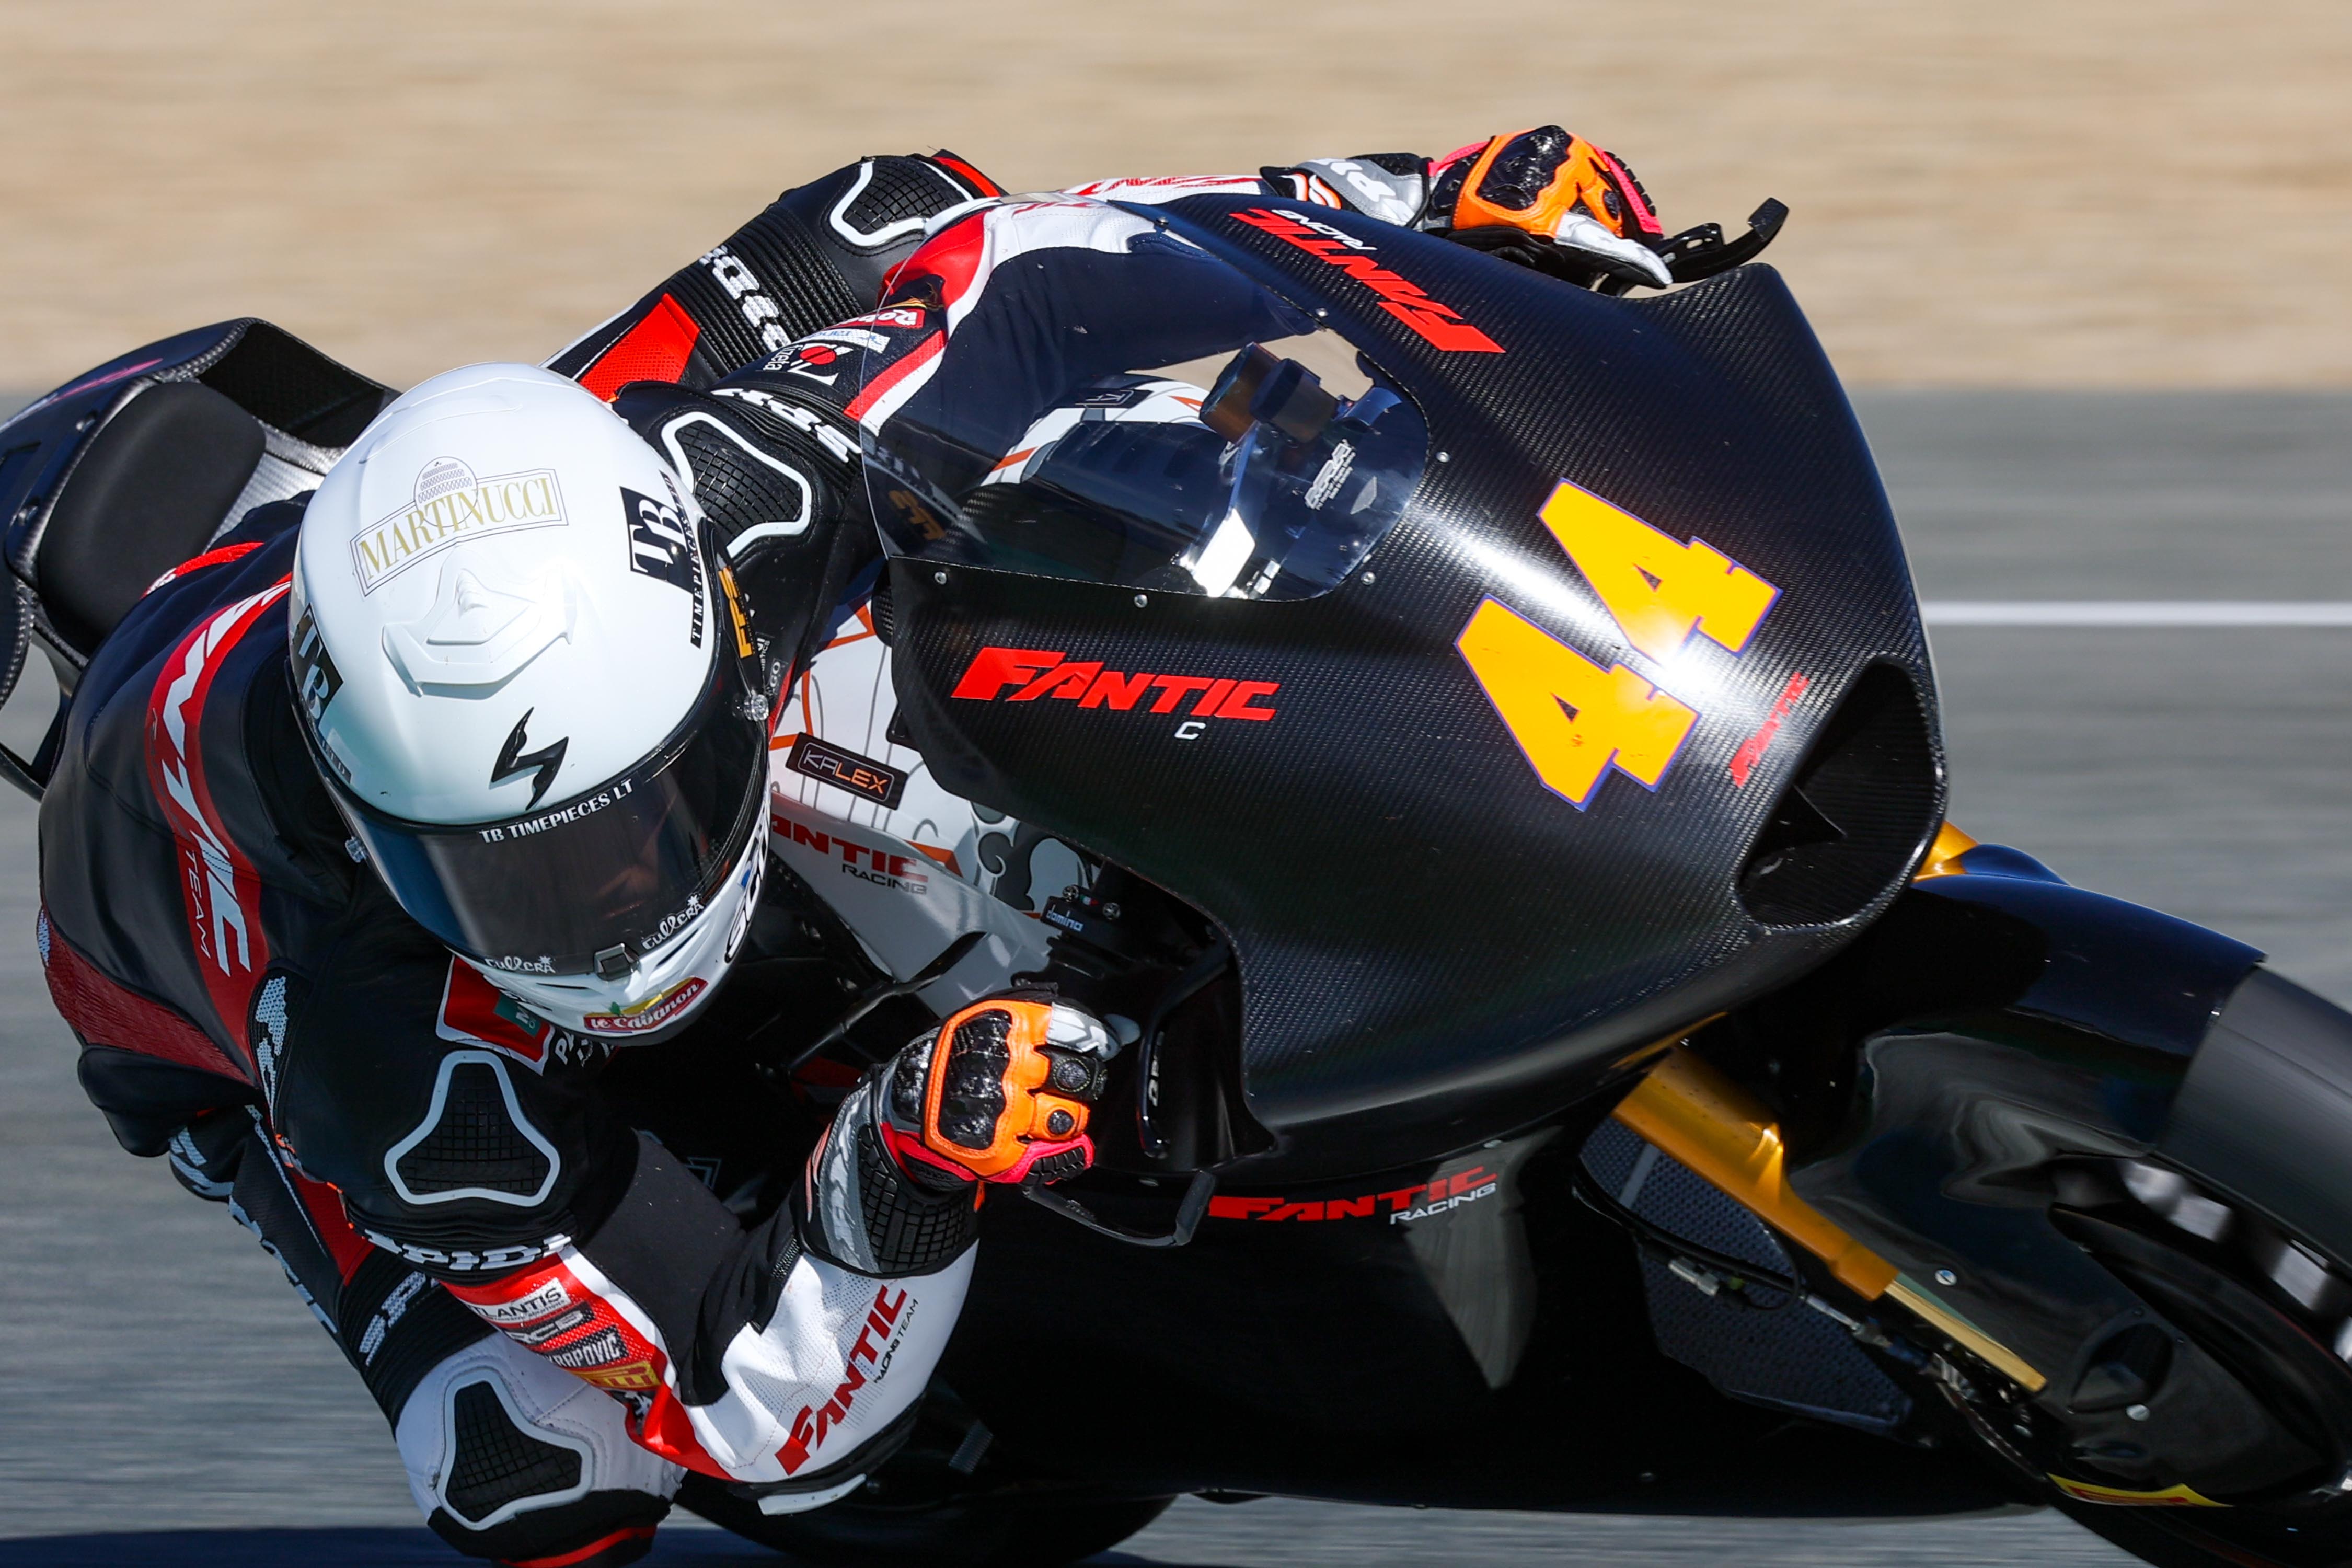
[767, 598, 1060, 1014]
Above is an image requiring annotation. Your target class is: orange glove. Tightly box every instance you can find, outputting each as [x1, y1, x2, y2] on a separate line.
[1432, 127, 1671, 287]
[879, 995, 1110, 1187]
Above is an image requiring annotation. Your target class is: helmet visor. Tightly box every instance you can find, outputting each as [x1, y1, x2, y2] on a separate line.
[326, 633, 769, 979]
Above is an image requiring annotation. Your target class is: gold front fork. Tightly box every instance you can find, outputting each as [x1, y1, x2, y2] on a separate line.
[1612, 1019, 2046, 1392]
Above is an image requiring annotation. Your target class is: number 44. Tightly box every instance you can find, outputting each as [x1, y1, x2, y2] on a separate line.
[1456, 480, 1779, 809]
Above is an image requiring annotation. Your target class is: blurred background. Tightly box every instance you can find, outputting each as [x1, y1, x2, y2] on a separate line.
[2, 0, 2348, 390]
[2, 4, 2349, 1563]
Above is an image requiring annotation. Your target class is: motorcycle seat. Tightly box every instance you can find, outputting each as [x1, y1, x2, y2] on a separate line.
[0, 318, 391, 795]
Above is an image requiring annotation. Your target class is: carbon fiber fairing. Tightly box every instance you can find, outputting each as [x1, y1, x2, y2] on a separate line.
[888, 199, 1942, 1177]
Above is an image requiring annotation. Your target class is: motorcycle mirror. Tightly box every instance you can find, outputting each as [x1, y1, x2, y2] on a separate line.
[1201, 346, 1338, 445]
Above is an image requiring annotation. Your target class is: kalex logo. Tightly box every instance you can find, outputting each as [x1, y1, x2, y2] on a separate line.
[952, 646, 1279, 722]
[1229, 207, 1503, 354]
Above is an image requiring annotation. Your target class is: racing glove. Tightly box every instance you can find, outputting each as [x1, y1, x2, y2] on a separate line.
[878, 994, 1112, 1189]
[1428, 127, 1672, 289]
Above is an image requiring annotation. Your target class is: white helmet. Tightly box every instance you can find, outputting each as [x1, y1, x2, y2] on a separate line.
[290, 363, 770, 1039]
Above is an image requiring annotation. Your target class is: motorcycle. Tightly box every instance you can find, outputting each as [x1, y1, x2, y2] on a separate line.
[11, 189, 2352, 1568]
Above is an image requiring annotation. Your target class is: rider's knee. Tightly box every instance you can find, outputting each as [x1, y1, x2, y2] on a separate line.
[395, 1334, 681, 1566]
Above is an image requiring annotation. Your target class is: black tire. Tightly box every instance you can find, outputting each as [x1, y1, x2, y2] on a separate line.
[676, 1471, 1176, 1567]
[2036, 970, 2352, 1566]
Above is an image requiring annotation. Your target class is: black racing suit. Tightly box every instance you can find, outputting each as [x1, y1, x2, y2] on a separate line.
[35, 147, 1441, 1564]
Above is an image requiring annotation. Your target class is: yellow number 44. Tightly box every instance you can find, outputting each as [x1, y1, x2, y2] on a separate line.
[1539, 480, 1777, 663]
[1454, 480, 1780, 809]
[1456, 599, 1698, 809]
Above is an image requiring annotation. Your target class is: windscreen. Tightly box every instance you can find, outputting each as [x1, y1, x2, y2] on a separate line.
[855, 198, 1428, 602]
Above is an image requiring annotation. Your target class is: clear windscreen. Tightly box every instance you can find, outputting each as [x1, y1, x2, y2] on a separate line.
[858, 200, 1427, 602]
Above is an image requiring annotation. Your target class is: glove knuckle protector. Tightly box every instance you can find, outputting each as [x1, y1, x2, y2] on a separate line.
[1442, 126, 1660, 241]
[883, 998, 1102, 1184]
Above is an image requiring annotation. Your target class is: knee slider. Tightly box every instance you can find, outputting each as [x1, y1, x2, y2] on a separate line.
[396, 1334, 681, 1564]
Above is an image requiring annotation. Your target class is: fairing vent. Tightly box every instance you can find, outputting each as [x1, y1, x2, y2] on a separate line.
[1738, 663, 1938, 927]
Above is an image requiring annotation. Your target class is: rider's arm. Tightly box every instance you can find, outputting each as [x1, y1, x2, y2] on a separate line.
[550, 133, 1659, 400]
[546, 154, 1002, 396]
[267, 943, 974, 1500]
[273, 939, 1099, 1503]
[1066, 131, 1673, 285]
[1058, 154, 1436, 227]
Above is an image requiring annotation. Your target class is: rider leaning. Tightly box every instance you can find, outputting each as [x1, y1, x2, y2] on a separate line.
[35, 131, 1665, 1566]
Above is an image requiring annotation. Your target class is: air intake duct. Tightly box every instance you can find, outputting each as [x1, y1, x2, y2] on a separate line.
[1738, 662, 1939, 927]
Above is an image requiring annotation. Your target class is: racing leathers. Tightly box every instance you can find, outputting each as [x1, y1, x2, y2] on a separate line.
[37, 139, 1590, 1564]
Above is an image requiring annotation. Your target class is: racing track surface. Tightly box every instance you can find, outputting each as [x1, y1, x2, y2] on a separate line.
[4, 389, 2349, 1564]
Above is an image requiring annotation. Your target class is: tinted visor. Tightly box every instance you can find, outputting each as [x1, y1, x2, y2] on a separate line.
[328, 640, 769, 978]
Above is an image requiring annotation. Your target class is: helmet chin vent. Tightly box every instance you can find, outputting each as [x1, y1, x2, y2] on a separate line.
[1737, 662, 1939, 928]
[593, 944, 632, 981]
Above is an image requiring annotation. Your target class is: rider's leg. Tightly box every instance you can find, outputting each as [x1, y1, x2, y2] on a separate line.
[173, 1109, 683, 1566]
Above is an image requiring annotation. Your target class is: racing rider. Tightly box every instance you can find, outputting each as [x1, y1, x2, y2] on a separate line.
[34, 128, 1666, 1566]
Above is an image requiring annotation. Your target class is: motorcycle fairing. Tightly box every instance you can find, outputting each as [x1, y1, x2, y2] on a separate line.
[881, 197, 1944, 1178]
[1580, 1114, 1915, 1436]
[946, 1115, 2013, 1516]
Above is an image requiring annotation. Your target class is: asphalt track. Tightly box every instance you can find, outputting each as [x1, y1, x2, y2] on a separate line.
[3, 389, 2349, 1564]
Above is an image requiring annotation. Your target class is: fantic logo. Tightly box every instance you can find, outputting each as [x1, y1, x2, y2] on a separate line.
[779, 1284, 909, 1474]
[145, 582, 289, 1043]
[951, 647, 1279, 727]
[1209, 1165, 1500, 1225]
[773, 805, 934, 898]
[1229, 208, 1503, 354]
[1728, 672, 1810, 787]
[351, 460, 566, 593]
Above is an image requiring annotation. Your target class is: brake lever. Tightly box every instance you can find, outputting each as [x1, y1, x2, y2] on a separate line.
[1659, 199, 1790, 284]
[1020, 1166, 1217, 1249]
[781, 929, 989, 1074]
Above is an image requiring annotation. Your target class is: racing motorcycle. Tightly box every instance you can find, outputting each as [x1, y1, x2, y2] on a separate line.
[11, 186, 2352, 1568]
